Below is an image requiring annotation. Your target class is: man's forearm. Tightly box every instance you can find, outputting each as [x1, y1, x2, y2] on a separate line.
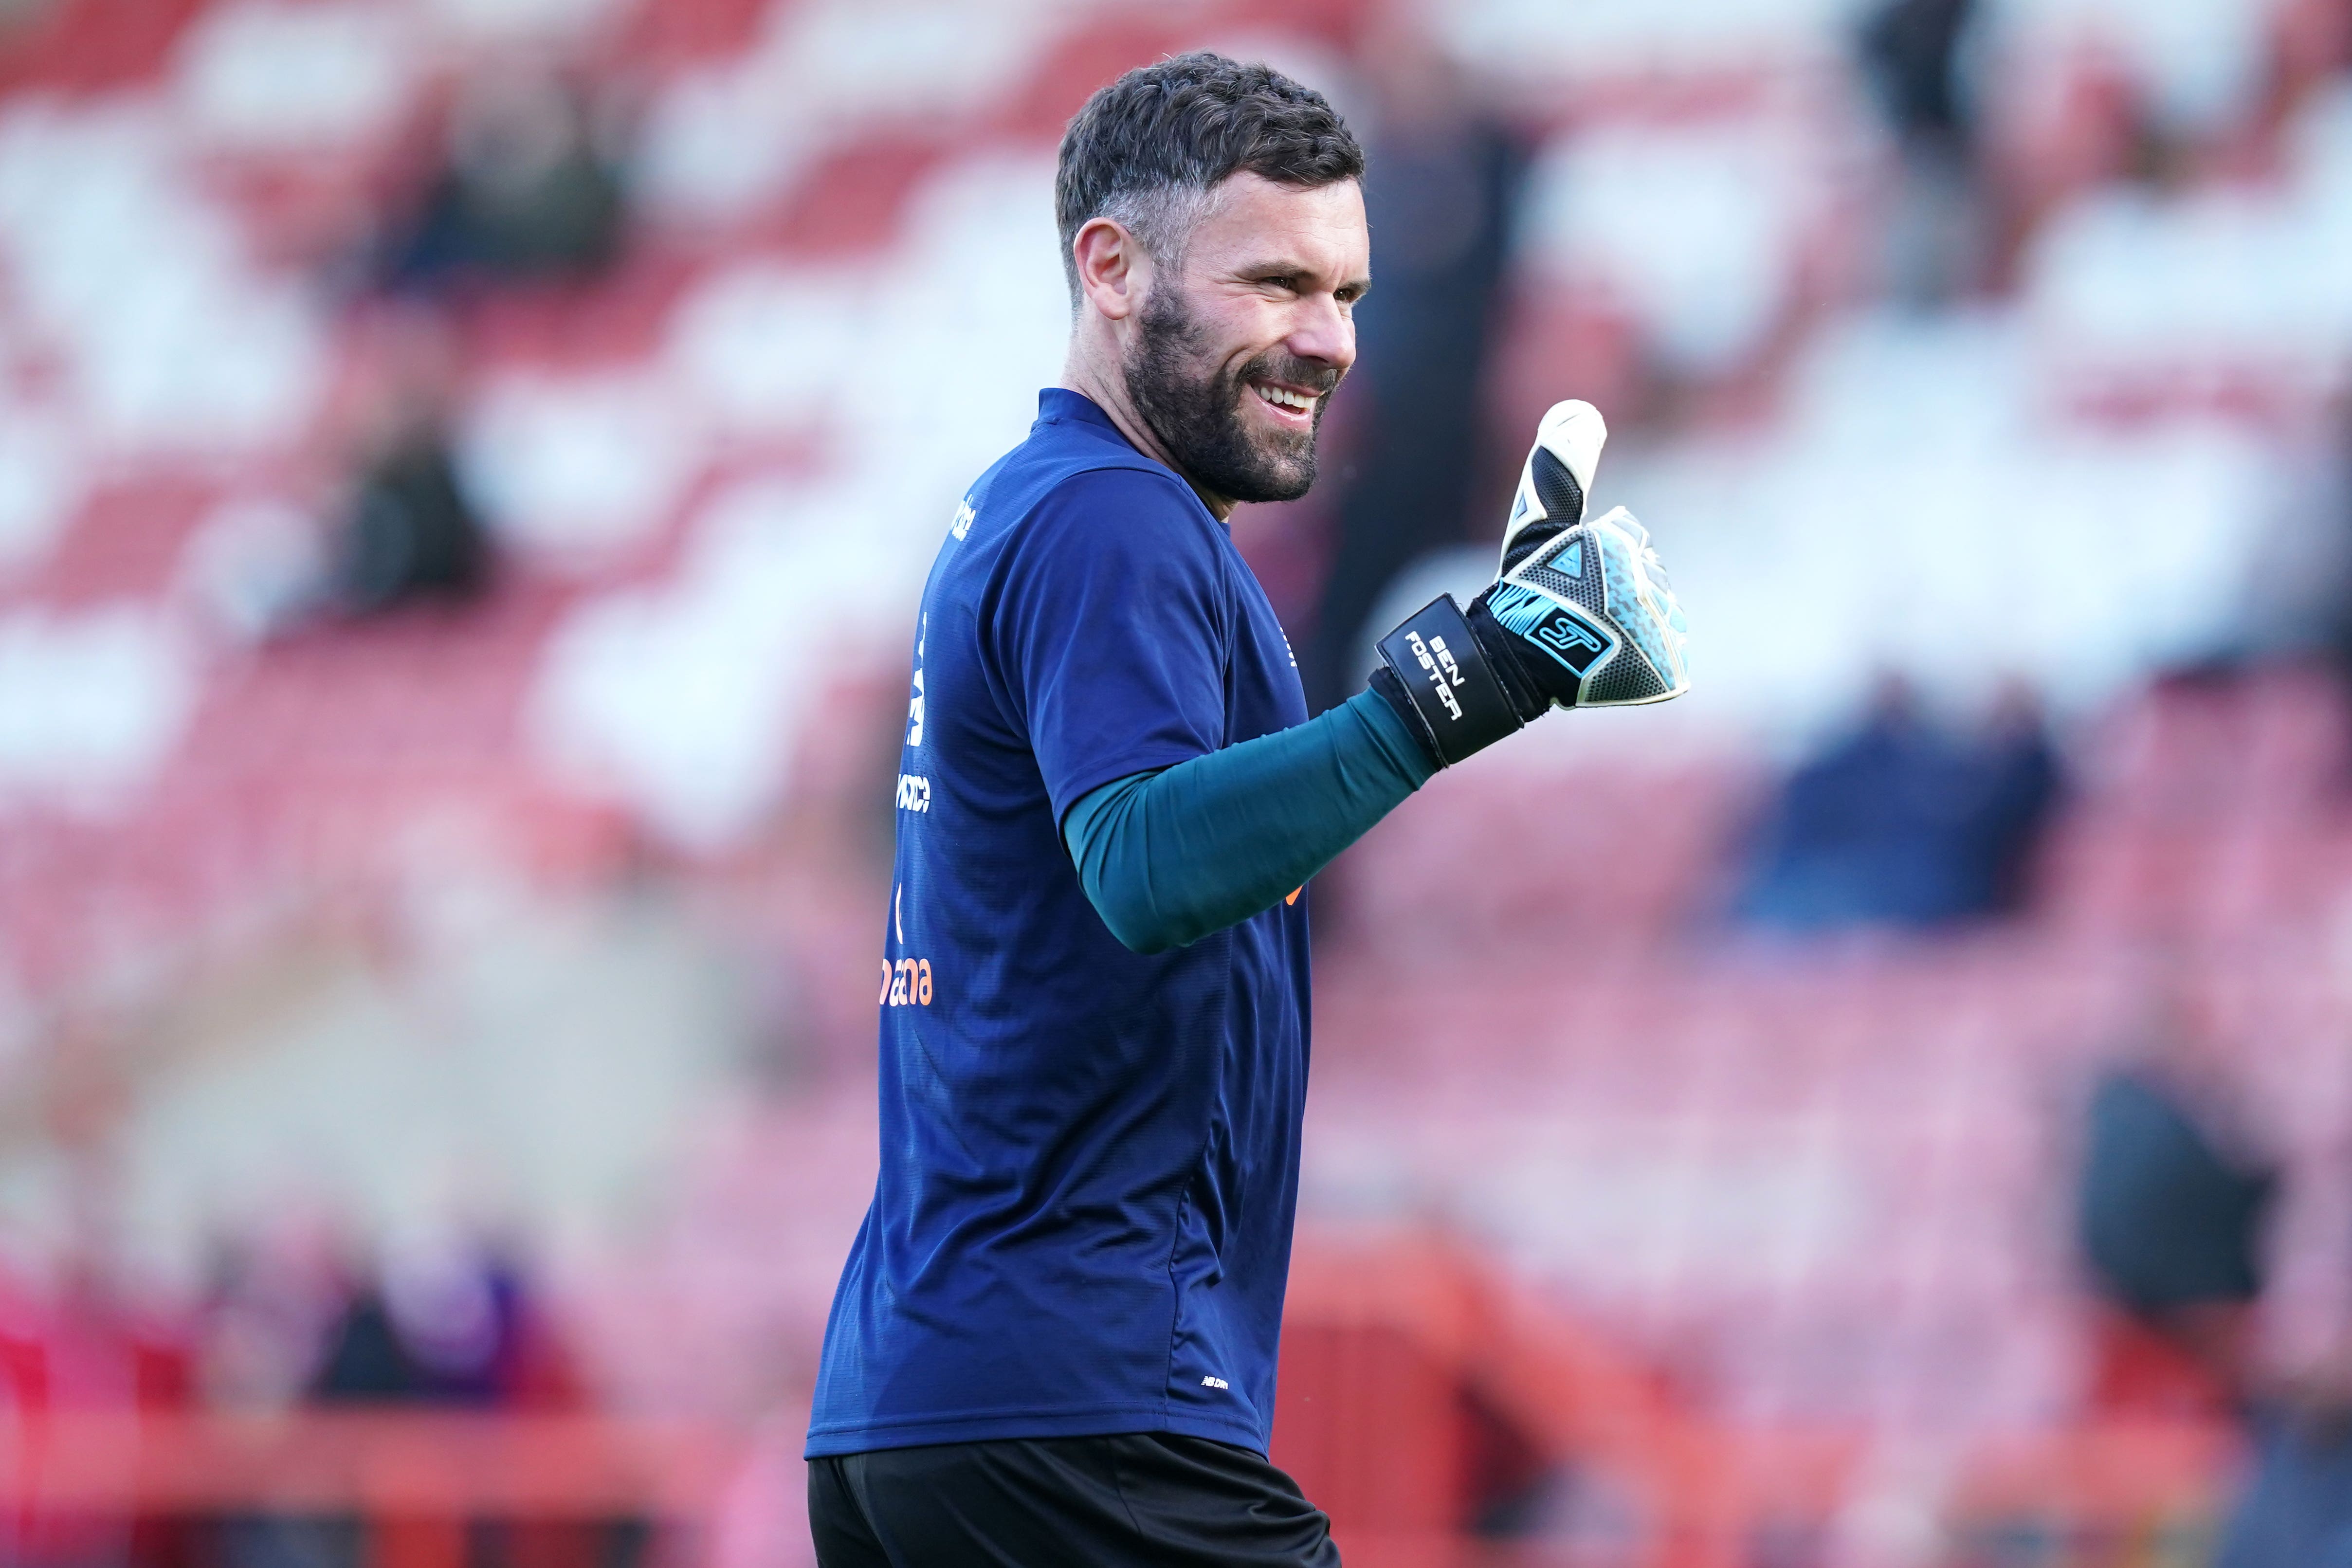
[1063, 690, 1437, 953]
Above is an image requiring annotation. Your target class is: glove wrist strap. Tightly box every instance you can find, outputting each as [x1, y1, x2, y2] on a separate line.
[1371, 594, 1524, 767]
[1463, 596, 1554, 723]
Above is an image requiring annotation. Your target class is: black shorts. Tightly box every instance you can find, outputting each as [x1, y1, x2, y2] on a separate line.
[807, 1432, 1342, 1568]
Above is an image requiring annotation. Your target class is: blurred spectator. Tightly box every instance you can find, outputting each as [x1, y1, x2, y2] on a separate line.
[2079, 1070, 2271, 1376]
[383, 69, 627, 296]
[310, 1240, 583, 1409]
[332, 312, 491, 616]
[2075, 993, 2352, 1568]
[1858, 0, 1983, 305]
[1302, 27, 1525, 710]
[1860, 0, 1974, 153]
[1734, 675, 2059, 930]
[336, 419, 489, 615]
[191, 309, 492, 633]
[273, 1242, 623, 1568]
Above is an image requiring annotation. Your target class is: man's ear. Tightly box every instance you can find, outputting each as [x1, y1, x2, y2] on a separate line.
[1071, 217, 1146, 323]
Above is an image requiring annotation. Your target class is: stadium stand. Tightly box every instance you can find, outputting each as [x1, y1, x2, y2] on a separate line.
[4, 0, 2352, 1562]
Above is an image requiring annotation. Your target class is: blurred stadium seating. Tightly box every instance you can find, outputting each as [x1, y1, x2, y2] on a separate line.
[4, 0, 2352, 1563]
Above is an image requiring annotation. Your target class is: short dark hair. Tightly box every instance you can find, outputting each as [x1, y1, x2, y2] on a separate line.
[1054, 53, 1364, 307]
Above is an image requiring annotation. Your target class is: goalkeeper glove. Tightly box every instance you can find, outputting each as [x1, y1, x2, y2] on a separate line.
[1369, 400, 1691, 767]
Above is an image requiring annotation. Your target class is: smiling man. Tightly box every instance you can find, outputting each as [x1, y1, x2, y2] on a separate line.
[805, 55, 1690, 1567]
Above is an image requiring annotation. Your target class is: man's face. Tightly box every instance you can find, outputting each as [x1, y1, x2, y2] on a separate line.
[1122, 173, 1369, 507]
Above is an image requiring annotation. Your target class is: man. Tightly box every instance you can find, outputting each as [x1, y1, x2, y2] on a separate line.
[806, 54, 1689, 1567]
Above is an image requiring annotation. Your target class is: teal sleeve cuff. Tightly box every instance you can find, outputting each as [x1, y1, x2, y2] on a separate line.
[1063, 689, 1435, 954]
[1354, 682, 1443, 788]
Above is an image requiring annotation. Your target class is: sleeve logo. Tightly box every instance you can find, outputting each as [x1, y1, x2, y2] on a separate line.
[905, 615, 926, 747]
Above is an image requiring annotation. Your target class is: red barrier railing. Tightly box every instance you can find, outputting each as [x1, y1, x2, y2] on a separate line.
[0, 1412, 747, 1568]
[0, 1250, 2240, 1568]
[1276, 1233, 2238, 1568]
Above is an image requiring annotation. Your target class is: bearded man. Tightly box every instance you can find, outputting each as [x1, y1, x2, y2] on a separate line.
[805, 54, 1690, 1567]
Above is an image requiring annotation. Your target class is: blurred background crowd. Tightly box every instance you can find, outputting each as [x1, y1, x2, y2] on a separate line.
[3, 0, 2352, 1563]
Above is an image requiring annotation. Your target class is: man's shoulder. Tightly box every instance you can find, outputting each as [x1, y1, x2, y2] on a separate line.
[975, 437, 1219, 562]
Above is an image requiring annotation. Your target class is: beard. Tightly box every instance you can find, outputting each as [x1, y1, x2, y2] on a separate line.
[1122, 282, 1339, 506]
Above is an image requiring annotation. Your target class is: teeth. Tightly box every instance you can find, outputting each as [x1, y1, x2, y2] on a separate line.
[1254, 384, 1313, 412]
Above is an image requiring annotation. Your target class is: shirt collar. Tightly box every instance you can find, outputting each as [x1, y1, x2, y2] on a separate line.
[1034, 388, 1223, 528]
[1036, 387, 1124, 438]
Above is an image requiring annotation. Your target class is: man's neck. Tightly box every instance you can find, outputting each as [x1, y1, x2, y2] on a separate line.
[1058, 352, 1235, 522]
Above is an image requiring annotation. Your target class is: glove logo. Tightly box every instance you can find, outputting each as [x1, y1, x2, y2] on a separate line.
[1485, 580, 1616, 678]
[1534, 614, 1608, 670]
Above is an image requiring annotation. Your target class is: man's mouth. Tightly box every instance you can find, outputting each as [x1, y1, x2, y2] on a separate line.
[1249, 381, 1319, 426]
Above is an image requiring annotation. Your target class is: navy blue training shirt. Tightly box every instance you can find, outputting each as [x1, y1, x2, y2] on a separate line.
[805, 389, 1314, 1459]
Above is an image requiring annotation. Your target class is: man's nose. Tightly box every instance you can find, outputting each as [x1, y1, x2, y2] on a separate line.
[1285, 293, 1355, 374]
